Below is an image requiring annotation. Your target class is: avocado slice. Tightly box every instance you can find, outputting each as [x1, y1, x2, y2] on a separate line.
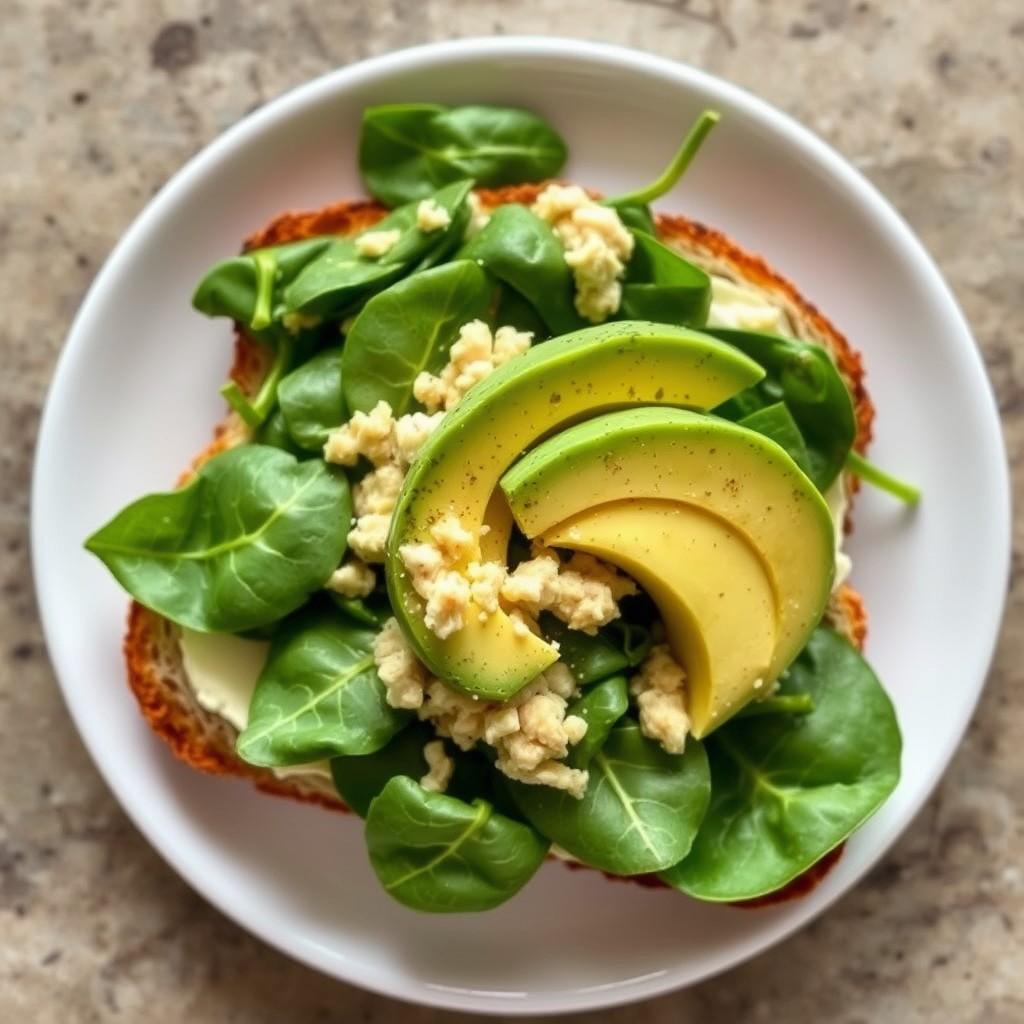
[386, 322, 764, 699]
[543, 499, 776, 736]
[501, 407, 834, 689]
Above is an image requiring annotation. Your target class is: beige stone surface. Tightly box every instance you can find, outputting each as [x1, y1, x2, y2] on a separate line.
[2, 1, 1022, 1021]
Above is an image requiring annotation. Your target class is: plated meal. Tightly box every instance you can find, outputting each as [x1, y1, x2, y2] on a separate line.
[85, 102, 917, 914]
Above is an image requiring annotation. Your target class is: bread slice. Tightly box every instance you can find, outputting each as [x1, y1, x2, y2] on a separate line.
[123, 183, 872, 816]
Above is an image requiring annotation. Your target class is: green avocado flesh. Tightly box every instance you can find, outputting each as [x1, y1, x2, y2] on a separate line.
[385, 321, 764, 699]
[501, 407, 835, 713]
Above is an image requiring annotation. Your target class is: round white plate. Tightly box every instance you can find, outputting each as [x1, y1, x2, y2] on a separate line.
[32, 38, 1009, 1015]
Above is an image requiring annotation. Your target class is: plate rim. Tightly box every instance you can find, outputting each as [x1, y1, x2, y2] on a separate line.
[31, 35, 1011, 1015]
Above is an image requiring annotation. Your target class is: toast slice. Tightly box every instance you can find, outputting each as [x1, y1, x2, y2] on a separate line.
[123, 183, 873, 814]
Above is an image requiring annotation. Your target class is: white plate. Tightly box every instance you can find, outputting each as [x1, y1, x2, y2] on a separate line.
[32, 38, 1010, 1015]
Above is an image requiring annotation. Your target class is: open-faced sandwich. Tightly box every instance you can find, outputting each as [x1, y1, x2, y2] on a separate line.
[86, 104, 917, 912]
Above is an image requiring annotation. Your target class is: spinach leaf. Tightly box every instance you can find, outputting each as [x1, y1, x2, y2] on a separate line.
[255, 408, 306, 457]
[615, 204, 656, 235]
[618, 231, 711, 327]
[192, 237, 332, 339]
[605, 619, 654, 668]
[566, 676, 629, 769]
[359, 104, 567, 207]
[284, 179, 473, 317]
[85, 446, 351, 633]
[332, 725, 502, 817]
[458, 204, 583, 335]
[326, 590, 389, 628]
[509, 723, 711, 875]
[738, 401, 812, 477]
[237, 605, 408, 766]
[540, 614, 630, 685]
[277, 347, 346, 451]
[662, 627, 901, 901]
[341, 260, 493, 416]
[494, 284, 548, 339]
[708, 328, 857, 492]
[365, 776, 549, 912]
[332, 722, 433, 816]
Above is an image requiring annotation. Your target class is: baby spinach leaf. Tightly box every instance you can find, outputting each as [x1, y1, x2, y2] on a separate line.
[359, 103, 568, 207]
[615, 203, 656, 235]
[661, 627, 901, 902]
[509, 723, 711, 875]
[255, 408, 306, 457]
[738, 401, 813, 478]
[84, 446, 350, 633]
[708, 328, 857, 492]
[193, 237, 332, 339]
[365, 776, 549, 912]
[277, 347, 346, 451]
[332, 726, 504, 818]
[332, 722, 433, 816]
[284, 179, 473, 317]
[458, 204, 583, 335]
[342, 260, 493, 416]
[326, 590, 389, 628]
[566, 676, 629, 769]
[540, 614, 630, 685]
[237, 605, 408, 766]
[605, 619, 654, 668]
[618, 231, 711, 327]
[493, 283, 548, 338]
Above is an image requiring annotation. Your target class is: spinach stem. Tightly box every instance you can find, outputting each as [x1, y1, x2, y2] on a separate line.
[846, 450, 921, 505]
[736, 694, 815, 719]
[249, 251, 278, 331]
[607, 109, 720, 208]
[220, 340, 291, 430]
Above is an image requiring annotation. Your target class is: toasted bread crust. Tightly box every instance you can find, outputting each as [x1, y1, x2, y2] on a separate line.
[124, 183, 872, 828]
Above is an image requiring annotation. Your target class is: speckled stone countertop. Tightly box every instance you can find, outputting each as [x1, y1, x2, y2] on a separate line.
[3, 2, 1022, 1021]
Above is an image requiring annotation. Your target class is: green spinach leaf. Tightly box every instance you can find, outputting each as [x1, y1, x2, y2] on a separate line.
[540, 615, 650, 685]
[566, 676, 629, 769]
[237, 605, 408, 766]
[619, 231, 711, 326]
[277, 347, 346, 451]
[509, 723, 710, 875]
[708, 328, 857, 492]
[458, 204, 583, 335]
[192, 237, 332, 339]
[255, 408, 306, 457]
[540, 614, 630, 685]
[341, 260, 493, 415]
[326, 590, 389, 628]
[332, 725, 502, 818]
[332, 722, 433, 816]
[615, 203, 656, 235]
[359, 104, 567, 207]
[365, 776, 549, 912]
[84, 446, 350, 633]
[661, 627, 901, 901]
[284, 179, 473, 317]
[605, 619, 654, 668]
[493, 284, 548, 338]
[738, 401, 812, 477]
